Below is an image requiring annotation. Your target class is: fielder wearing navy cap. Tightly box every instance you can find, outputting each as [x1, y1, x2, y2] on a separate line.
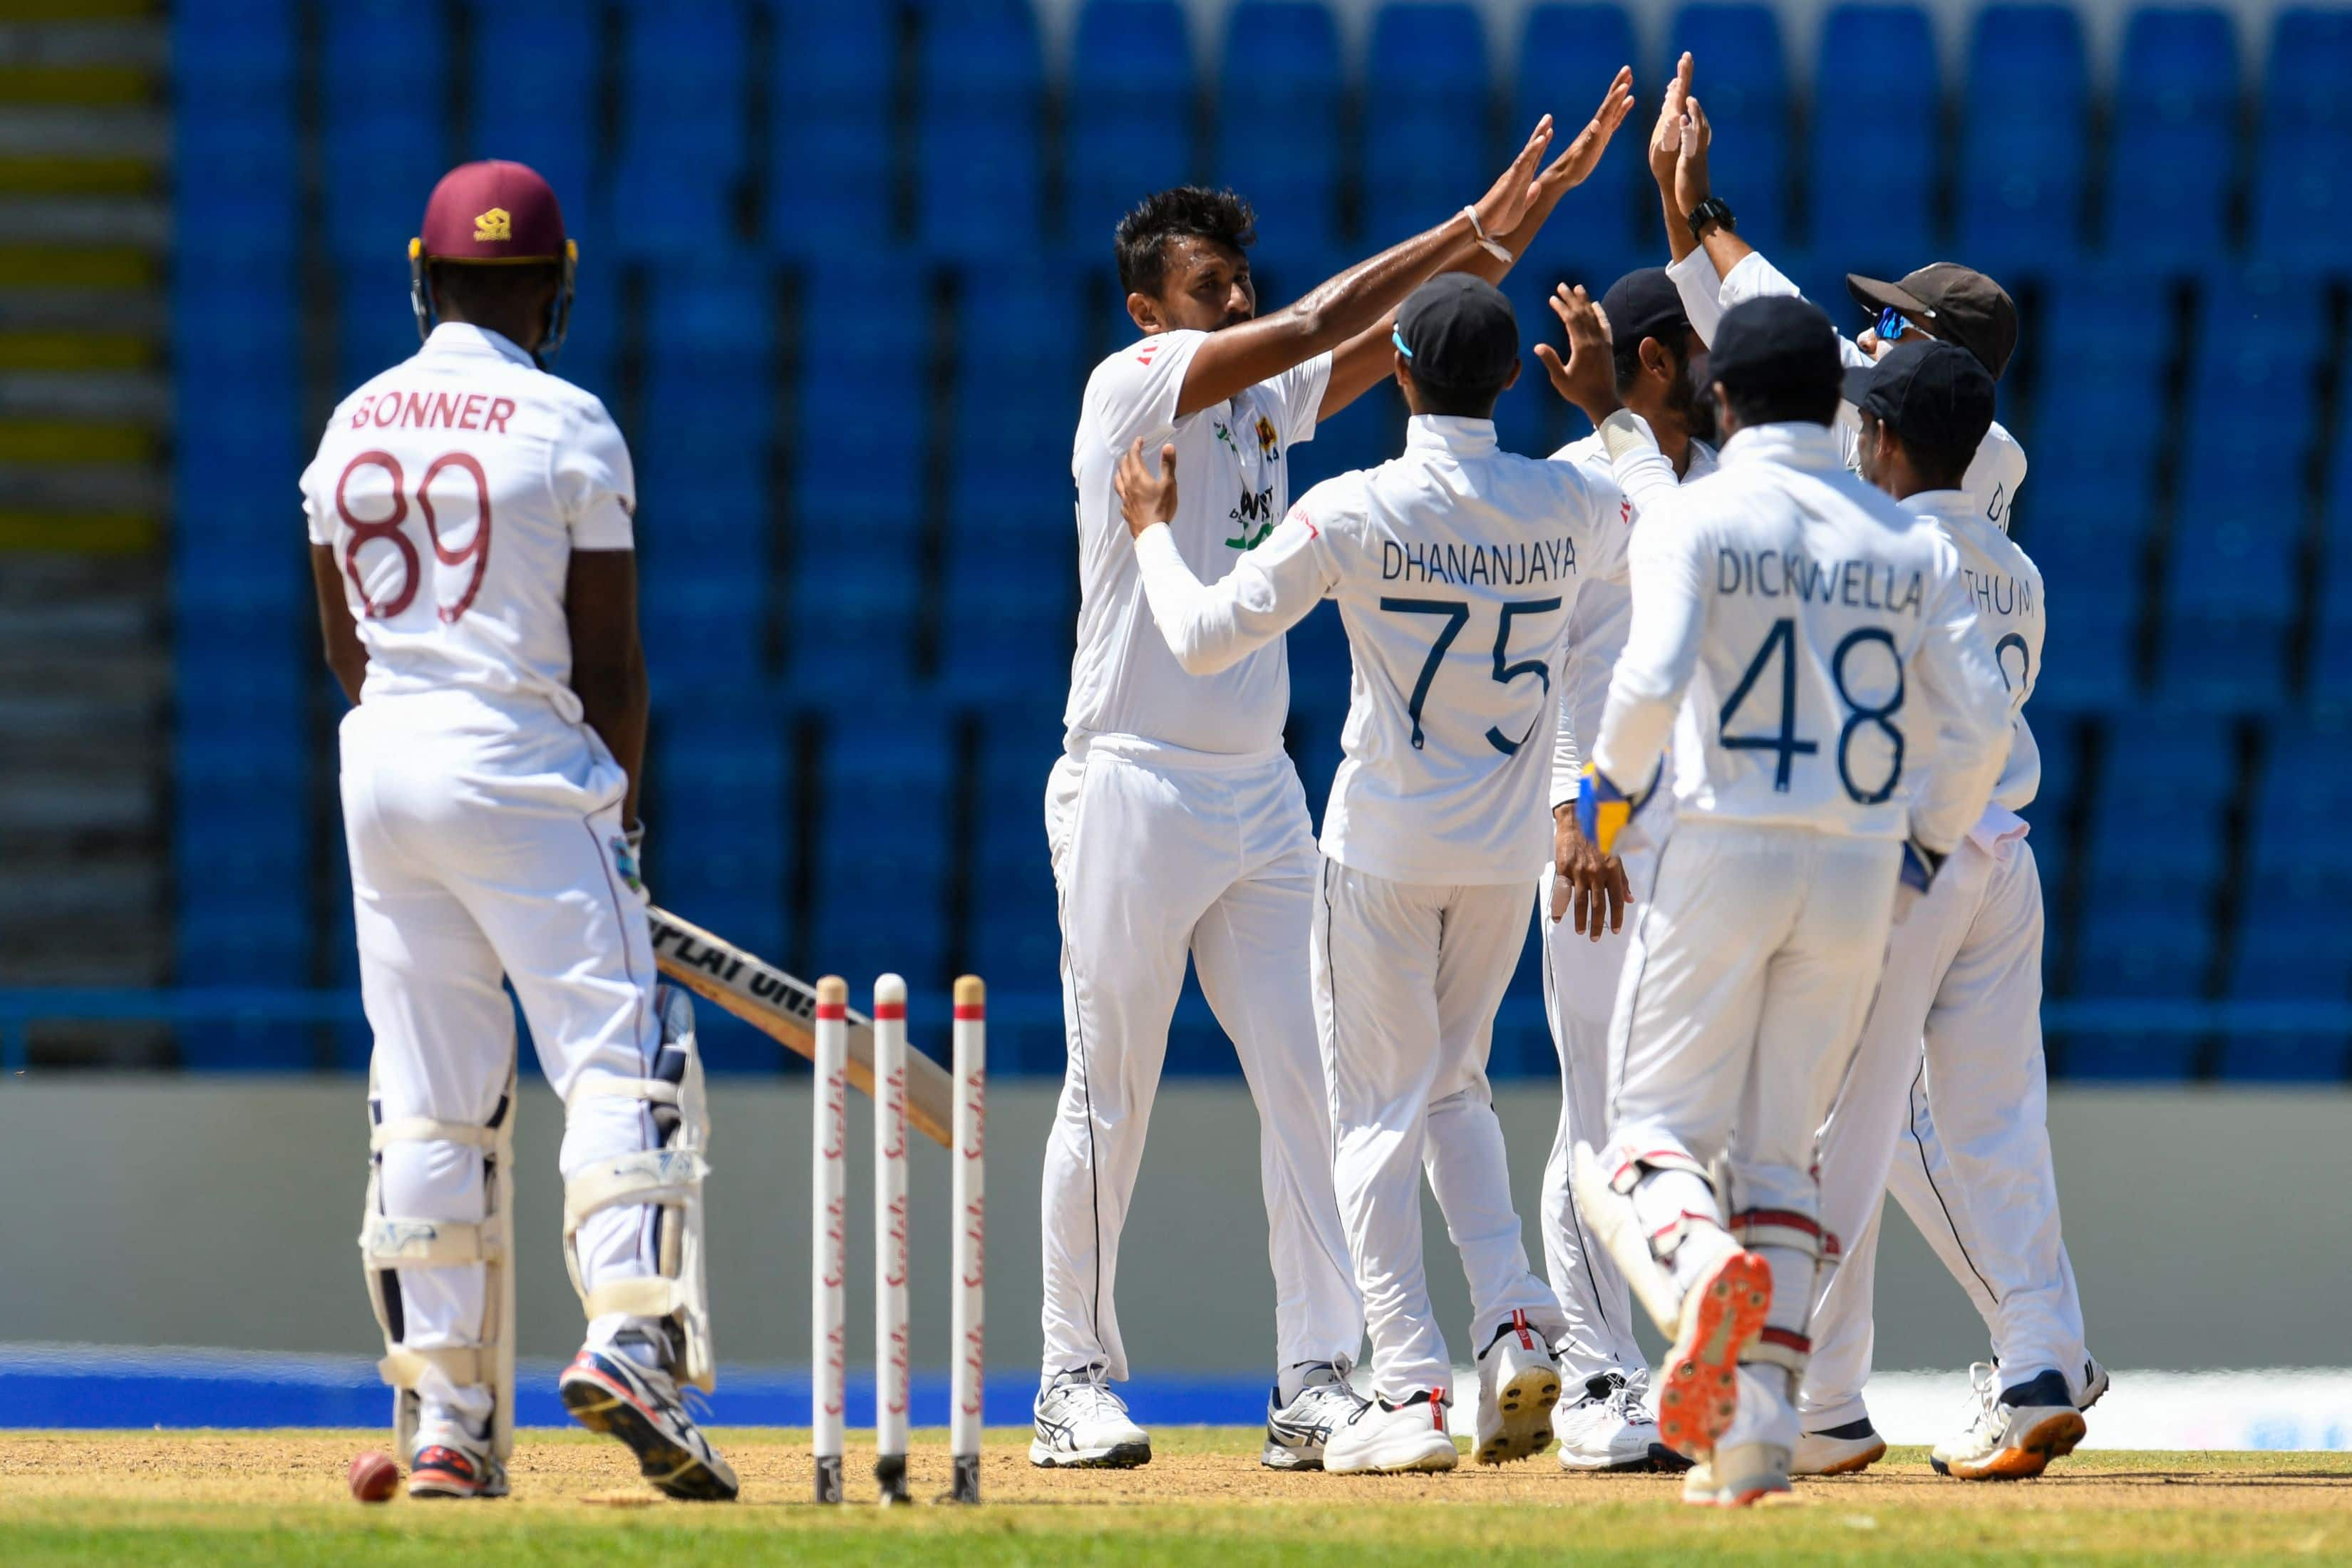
[1842, 341, 1996, 458]
[1708, 294, 1842, 411]
[1598, 268, 1691, 362]
[408, 159, 579, 360]
[1393, 272, 1520, 395]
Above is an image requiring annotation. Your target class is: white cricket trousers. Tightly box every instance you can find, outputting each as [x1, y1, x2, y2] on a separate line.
[1804, 830, 2088, 1430]
[1042, 738, 1362, 1383]
[1315, 862, 1564, 1403]
[1606, 820, 1901, 1450]
[342, 690, 667, 1427]
[1537, 829, 1658, 1388]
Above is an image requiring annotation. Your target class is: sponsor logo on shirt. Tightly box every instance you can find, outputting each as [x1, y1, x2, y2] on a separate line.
[1225, 484, 1277, 550]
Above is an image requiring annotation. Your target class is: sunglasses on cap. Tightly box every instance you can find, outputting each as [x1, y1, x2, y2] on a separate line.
[1875, 306, 1924, 344]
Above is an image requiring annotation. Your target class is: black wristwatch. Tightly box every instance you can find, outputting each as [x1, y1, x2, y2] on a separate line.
[1685, 196, 1735, 239]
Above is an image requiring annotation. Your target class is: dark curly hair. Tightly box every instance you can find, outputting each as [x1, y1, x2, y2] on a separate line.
[1114, 186, 1257, 298]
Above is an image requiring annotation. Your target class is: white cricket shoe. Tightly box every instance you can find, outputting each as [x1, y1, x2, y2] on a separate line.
[1793, 1415, 1888, 1475]
[1322, 1391, 1459, 1475]
[1262, 1363, 1370, 1470]
[1030, 1370, 1152, 1468]
[1555, 1371, 1688, 1472]
[1472, 1313, 1562, 1465]
[1654, 1246, 1773, 1460]
[1681, 1441, 1793, 1507]
[1931, 1365, 2085, 1480]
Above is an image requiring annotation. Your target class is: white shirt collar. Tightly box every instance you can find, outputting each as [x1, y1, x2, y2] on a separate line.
[423, 321, 535, 367]
[1900, 488, 1974, 522]
[1718, 421, 1845, 473]
[1404, 414, 1499, 455]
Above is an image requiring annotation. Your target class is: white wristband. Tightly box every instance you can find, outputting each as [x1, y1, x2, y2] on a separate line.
[1459, 205, 1513, 264]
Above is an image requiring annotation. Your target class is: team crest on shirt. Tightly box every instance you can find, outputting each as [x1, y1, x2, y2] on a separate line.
[1254, 414, 1279, 459]
[610, 835, 643, 894]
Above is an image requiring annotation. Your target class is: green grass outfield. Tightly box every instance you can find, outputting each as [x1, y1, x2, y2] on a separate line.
[1, 1428, 2347, 1565]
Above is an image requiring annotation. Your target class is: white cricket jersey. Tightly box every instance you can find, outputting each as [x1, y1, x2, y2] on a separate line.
[1132, 415, 1659, 884]
[1906, 489, 2048, 814]
[1545, 430, 1718, 810]
[1066, 329, 1330, 756]
[1591, 422, 2013, 855]
[300, 324, 634, 726]
[1668, 246, 2030, 534]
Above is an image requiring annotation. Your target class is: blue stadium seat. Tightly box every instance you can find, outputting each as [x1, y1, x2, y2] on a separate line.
[463, 0, 599, 240]
[1666, 5, 1790, 252]
[768, 0, 894, 254]
[1362, 4, 1490, 246]
[806, 713, 955, 996]
[1065, 1, 1196, 252]
[2154, 525, 2297, 709]
[2175, 268, 2323, 507]
[635, 259, 775, 686]
[916, 0, 1046, 250]
[2157, 269, 2322, 708]
[321, 0, 448, 261]
[787, 255, 931, 687]
[2068, 713, 2232, 1010]
[940, 262, 1085, 701]
[2248, 9, 2352, 267]
[544, 248, 623, 411]
[2099, 7, 2239, 268]
[1805, 5, 1939, 267]
[2218, 721, 2352, 1077]
[654, 705, 793, 1061]
[1216, 1, 1347, 260]
[335, 259, 421, 398]
[175, 0, 296, 259]
[1515, 6, 1643, 261]
[966, 702, 1072, 1071]
[1958, 5, 2090, 269]
[607, 0, 751, 257]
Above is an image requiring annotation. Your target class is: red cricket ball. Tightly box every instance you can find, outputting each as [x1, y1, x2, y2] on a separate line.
[349, 1449, 401, 1504]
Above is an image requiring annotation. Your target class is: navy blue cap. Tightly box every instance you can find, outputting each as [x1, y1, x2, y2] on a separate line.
[1708, 294, 1842, 403]
[1395, 273, 1519, 393]
[1842, 340, 1996, 453]
[1599, 269, 1691, 359]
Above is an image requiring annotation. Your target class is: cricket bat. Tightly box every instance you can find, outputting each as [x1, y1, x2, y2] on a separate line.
[646, 905, 956, 1147]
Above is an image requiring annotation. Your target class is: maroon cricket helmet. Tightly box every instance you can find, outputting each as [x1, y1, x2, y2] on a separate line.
[408, 160, 579, 359]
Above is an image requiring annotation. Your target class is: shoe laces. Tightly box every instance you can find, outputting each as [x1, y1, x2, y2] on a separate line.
[1289, 1366, 1368, 1423]
[1052, 1367, 1128, 1421]
[1959, 1361, 2003, 1432]
[1606, 1378, 1656, 1428]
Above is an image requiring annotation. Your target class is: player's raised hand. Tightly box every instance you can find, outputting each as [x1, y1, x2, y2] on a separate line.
[1114, 439, 1180, 540]
[1472, 114, 1556, 240]
[1535, 67, 1637, 196]
[1532, 284, 1621, 422]
[1673, 93, 1714, 217]
[1649, 52, 1695, 195]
